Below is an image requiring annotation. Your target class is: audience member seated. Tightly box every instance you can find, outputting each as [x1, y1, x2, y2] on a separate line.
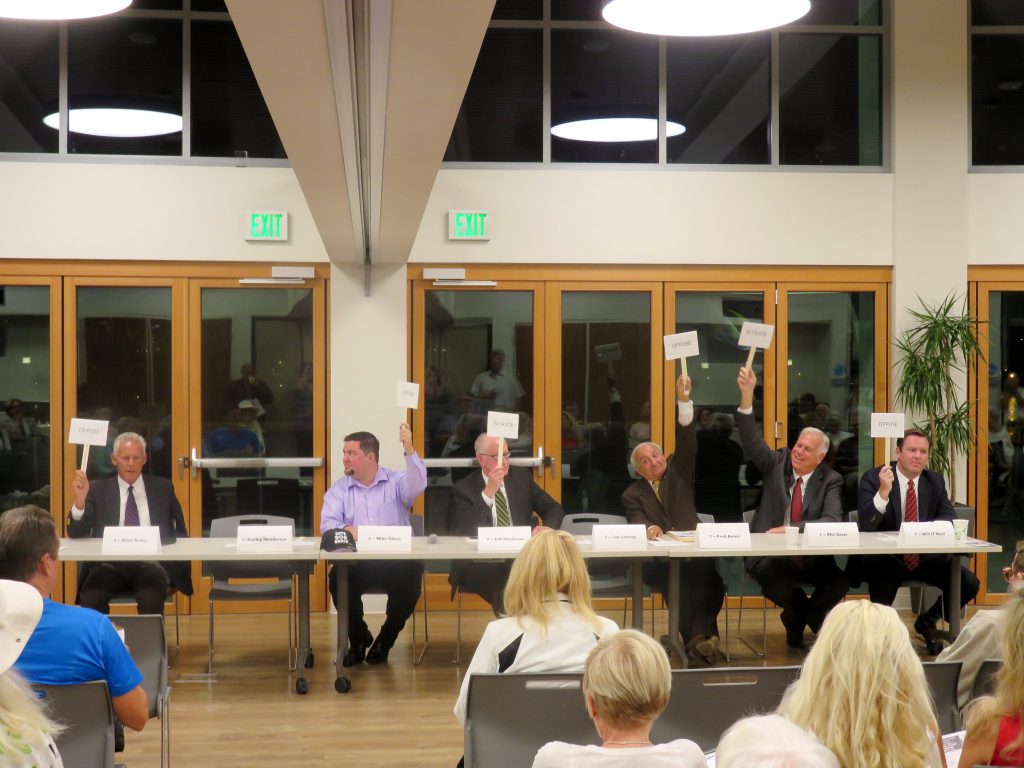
[715, 714, 838, 768]
[937, 539, 1024, 709]
[958, 591, 1024, 767]
[453, 530, 618, 726]
[532, 629, 706, 767]
[0, 578, 64, 768]
[778, 600, 945, 768]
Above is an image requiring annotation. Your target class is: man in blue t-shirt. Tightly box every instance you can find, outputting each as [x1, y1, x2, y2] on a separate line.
[0, 505, 148, 732]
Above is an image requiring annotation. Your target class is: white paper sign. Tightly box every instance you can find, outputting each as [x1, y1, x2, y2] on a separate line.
[478, 526, 531, 552]
[871, 412, 906, 438]
[738, 321, 775, 349]
[696, 522, 752, 549]
[898, 520, 955, 547]
[68, 418, 110, 446]
[591, 524, 648, 550]
[663, 331, 699, 361]
[803, 522, 859, 548]
[102, 526, 161, 554]
[358, 525, 413, 552]
[487, 411, 520, 440]
[237, 525, 293, 553]
[396, 381, 420, 409]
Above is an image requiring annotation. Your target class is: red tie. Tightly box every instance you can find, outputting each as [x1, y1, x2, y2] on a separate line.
[790, 477, 803, 525]
[904, 479, 919, 571]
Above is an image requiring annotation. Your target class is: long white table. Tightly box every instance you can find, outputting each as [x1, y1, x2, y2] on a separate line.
[59, 537, 321, 695]
[662, 532, 1001, 662]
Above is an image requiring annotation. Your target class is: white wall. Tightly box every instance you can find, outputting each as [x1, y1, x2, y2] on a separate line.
[0, 162, 328, 262]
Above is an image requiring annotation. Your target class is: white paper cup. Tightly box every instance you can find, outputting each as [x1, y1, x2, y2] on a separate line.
[785, 526, 800, 546]
[953, 518, 969, 542]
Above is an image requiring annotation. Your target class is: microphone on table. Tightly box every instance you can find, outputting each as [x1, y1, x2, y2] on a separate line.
[428, 533, 439, 544]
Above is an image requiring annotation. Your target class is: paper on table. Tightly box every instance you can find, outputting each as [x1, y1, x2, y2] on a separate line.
[649, 538, 689, 548]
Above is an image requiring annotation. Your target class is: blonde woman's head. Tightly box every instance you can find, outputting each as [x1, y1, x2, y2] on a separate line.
[584, 629, 671, 732]
[779, 600, 936, 768]
[503, 530, 597, 631]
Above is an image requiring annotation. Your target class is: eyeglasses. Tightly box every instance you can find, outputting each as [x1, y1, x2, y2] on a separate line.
[481, 453, 511, 461]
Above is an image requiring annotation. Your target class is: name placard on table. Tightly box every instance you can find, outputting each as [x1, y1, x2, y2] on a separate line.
[358, 525, 412, 552]
[803, 522, 859, 548]
[237, 525, 293, 553]
[478, 526, 531, 552]
[102, 526, 161, 554]
[696, 522, 751, 549]
[591, 524, 647, 550]
[899, 521, 955, 547]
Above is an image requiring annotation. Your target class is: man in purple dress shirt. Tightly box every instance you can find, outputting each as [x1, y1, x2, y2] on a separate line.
[320, 423, 427, 665]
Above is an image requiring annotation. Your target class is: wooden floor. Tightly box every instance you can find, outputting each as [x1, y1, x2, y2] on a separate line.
[117, 604, 953, 768]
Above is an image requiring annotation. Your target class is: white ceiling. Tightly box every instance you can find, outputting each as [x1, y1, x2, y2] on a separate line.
[225, 0, 494, 265]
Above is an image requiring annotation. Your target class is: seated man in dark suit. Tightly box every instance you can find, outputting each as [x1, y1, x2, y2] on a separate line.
[857, 429, 979, 654]
[622, 374, 726, 664]
[68, 432, 192, 615]
[736, 368, 849, 649]
[449, 433, 564, 614]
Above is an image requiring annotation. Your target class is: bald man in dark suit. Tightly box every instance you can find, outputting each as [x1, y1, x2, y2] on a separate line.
[737, 367, 848, 649]
[622, 374, 725, 664]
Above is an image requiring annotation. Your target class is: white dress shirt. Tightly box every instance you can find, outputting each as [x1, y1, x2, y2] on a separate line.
[872, 466, 923, 519]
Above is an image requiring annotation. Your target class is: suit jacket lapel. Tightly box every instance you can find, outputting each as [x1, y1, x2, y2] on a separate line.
[104, 479, 121, 528]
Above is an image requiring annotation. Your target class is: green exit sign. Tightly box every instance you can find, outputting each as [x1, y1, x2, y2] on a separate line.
[246, 211, 289, 241]
[448, 210, 491, 241]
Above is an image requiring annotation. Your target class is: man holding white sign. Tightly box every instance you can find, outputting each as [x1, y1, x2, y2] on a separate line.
[68, 432, 192, 615]
[737, 368, 848, 649]
[622, 374, 725, 665]
[857, 430, 979, 653]
[320, 424, 426, 666]
[449, 433, 564, 613]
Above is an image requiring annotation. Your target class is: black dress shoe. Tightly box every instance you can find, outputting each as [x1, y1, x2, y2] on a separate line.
[342, 629, 373, 667]
[914, 615, 946, 655]
[785, 625, 805, 649]
[366, 639, 390, 665]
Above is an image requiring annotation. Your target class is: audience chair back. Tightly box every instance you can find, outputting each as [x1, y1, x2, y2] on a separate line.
[33, 681, 116, 768]
[208, 514, 297, 673]
[656, 665, 801, 750]
[923, 660, 964, 732]
[972, 658, 1002, 702]
[464, 673, 593, 768]
[116, 614, 171, 768]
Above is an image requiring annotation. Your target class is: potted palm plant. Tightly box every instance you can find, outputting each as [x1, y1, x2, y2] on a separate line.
[893, 293, 985, 502]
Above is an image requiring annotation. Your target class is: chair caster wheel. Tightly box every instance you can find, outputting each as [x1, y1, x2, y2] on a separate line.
[335, 676, 352, 693]
[295, 678, 308, 695]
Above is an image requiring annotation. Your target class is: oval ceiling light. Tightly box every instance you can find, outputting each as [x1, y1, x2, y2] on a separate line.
[0, 0, 131, 20]
[44, 108, 182, 138]
[602, 0, 811, 36]
[552, 117, 685, 143]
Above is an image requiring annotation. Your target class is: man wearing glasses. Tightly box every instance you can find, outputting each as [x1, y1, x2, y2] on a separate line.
[449, 433, 564, 614]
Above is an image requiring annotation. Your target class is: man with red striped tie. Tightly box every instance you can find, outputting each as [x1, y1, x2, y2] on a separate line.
[857, 430, 979, 654]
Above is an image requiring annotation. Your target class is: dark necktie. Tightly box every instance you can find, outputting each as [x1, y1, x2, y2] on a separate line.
[494, 488, 510, 527]
[904, 479, 919, 571]
[790, 477, 803, 525]
[125, 485, 140, 526]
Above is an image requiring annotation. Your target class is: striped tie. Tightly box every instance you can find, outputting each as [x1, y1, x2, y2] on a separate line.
[495, 488, 511, 527]
[125, 485, 140, 526]
[904, 479, 919, 571]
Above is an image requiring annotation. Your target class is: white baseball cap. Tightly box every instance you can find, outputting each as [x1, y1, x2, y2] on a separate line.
[0, 579, 43, 675]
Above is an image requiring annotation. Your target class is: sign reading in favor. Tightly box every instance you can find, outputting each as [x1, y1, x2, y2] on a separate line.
[870, 412, 906, 438]
[696, 522, 752, 549]
[486, 411, 520, 440]
[396, 381, 420, 410]
[478, 526, 531, 552]
[102, 526, 161, 555]
[898, 521, 955, 547]
[358, 525, 413, 552]
[237, 525, 293, 553]
[738, 322, 775, 370]
[803, 522, 859, 548]
[591, 524, 648, 550]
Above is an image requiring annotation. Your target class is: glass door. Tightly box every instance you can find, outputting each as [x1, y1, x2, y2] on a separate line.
[188, 279, 328, 612]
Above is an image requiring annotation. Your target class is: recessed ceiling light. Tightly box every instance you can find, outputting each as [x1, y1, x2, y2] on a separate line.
[0, 0, 131, 20]
[551, 117, 685, 142]
[602, 0, 811, 36]
[43, 108, 183, 138]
